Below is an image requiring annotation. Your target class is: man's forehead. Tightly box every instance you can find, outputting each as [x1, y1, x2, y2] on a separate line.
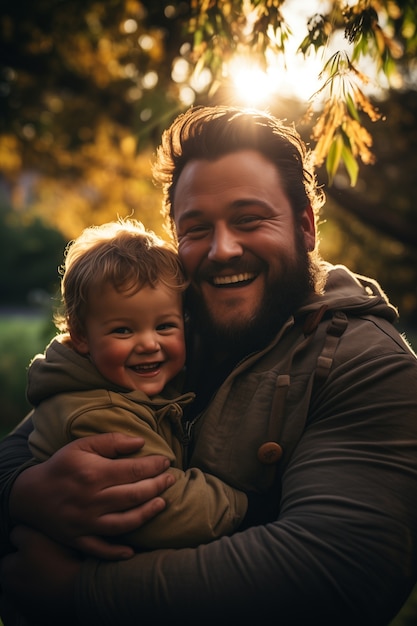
[173, 151, 284, 218]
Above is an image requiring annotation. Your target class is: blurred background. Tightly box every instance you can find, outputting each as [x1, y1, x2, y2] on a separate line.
[0, 0, 416, 439]
[0, 2, 417, 624]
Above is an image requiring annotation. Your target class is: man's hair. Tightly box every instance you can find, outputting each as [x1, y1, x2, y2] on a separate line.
[152, 105, 325, 239]
[54, 218, 187, 335]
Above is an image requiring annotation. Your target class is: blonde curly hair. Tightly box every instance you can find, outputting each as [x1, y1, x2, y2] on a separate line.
[54, 218, 187, 336]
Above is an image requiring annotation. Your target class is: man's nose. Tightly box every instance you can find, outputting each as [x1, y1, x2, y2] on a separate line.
[208, 225, 243, 262]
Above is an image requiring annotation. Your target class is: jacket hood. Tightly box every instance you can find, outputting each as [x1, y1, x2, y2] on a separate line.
[26, 334, 127, 406]
[299, 263, 398, 323]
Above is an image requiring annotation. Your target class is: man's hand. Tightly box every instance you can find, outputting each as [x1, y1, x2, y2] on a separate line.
[0, 525, 81, 625]
[10, 432, 175, 559]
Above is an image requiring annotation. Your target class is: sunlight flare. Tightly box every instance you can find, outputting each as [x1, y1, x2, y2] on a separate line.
[230, 60, 275, 106]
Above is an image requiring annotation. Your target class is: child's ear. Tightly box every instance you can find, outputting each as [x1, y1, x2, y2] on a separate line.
[70, 329, 89, 355]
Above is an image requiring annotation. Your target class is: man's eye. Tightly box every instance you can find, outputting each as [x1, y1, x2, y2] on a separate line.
[237, 216, 262, 228]
[182, 224, 210, 238]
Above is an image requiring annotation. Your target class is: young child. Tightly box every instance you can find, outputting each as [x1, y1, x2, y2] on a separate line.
[27, 218, 247, 550]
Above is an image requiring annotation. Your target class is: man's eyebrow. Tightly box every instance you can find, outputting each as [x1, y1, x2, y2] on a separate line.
[177, 199, 271, 223]
[231, 198, 271, 209]
[176, 208, 204, 224]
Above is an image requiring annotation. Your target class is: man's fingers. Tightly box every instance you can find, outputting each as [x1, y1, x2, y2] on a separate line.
[126, 454, 172, 483]
[60, 472, 175, 550]
[71, 491, 169, 558]
[66, 441, 172, 488]
[102, 470, 175, 509]
[9, 434, 175, 556]
[69, 493, 170, 558]
[80, 432, 146, 459]
[95, 495, 169, 536]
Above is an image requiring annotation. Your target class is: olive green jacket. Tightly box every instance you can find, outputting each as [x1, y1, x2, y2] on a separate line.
[26, 336, 247, 549]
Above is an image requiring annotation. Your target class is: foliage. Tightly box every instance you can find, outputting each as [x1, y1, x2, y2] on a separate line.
[0, 0, 172, 238]
[186, 0, 417, 185]
[26, 137, 166, 241]
[0, 313, 55, 435]
[308, 51, 381, 186]
[0, 201, 67, 305]
[314, 87, 417, 324]
[319, 194, 417, 327]
[0, 0, 416, 325]
[1, 0, 416, 198]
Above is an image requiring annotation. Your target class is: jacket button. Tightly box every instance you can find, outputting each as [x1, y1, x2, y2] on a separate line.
[257, 442, 283, 464]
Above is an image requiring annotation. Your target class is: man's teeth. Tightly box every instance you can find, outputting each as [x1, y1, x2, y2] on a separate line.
[212, 273, 256, 286]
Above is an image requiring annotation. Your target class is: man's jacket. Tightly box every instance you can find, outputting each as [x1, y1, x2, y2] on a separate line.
[188, 263, 403, 496]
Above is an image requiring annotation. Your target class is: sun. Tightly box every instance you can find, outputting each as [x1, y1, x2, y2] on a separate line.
[230, 60, 276, 106]
[226, 0, 330, 107]
[226, 0, 385, 109]
[228, 53, 324, 107]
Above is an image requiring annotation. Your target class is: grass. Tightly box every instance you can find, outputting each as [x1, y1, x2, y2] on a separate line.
[0, 311, 55, 438]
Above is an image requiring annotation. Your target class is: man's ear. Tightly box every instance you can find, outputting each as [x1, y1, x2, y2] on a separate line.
[301, 204, 316, 251]
[70, 329, 89, 355]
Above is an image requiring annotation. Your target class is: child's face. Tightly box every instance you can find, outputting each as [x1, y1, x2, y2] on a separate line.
[72, 281, 186, 396]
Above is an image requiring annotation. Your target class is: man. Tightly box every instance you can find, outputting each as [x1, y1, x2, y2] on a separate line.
[1, 105, 417, 625]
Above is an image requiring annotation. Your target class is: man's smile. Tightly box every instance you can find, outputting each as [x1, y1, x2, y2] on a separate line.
[210, 272, 258, 287]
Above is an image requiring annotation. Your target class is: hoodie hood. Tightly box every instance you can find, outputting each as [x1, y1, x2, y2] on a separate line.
[27, 334, 127, 406]
[299, 262, 398, 323]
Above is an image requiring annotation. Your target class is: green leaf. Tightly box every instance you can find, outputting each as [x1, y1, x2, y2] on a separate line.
[346, 93, 360, 121]
[341, 144, 359, 186]
[326, 134, 344, 185]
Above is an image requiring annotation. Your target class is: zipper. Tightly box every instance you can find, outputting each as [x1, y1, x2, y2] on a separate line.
[182, 412, 205, 467]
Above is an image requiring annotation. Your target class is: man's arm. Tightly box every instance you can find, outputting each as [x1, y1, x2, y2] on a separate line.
[0, 417, 174, 559]
[0, 526, 81, 626]
[0, 414, 37, 557]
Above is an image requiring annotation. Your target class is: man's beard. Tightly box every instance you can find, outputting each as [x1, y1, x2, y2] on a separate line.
[187, 233, 319, 361]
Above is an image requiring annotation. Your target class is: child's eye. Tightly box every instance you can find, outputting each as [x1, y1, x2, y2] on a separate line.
[112, 327, 131, 335]
[157, 322, 177, 331]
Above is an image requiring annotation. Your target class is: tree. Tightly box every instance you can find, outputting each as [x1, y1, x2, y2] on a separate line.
[1, 0, 416, 192]
[0, 0, 416, 322]
[0, 0, 178, 238]
[0, 200, 67, 306]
